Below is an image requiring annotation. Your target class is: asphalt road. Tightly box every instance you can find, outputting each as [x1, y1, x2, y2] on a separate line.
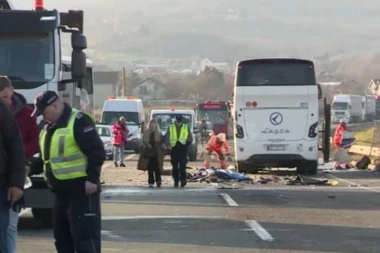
[17, 165, 380, 253]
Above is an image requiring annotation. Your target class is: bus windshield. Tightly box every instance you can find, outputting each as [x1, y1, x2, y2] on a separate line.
[237, 59, 316, 86]
[197, 103, 229, 125]
[198, 109, 228, 125]
[0, 33, 55, 88]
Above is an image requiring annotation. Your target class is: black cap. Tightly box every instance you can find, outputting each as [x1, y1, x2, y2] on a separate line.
[175, 115, 183, 122]
[31, 91, 59, 117]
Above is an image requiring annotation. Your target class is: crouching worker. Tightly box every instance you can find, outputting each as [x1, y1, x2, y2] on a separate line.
[204, 133, 231, 169]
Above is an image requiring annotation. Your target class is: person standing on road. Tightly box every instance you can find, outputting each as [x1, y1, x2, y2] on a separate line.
[142, 119, 164, 188]
[333, 119, 347, 150]
[203, 133, 231, 169]
[165, 115, 193, 187]
[199, 119, 210, 146]
[28, 91, 105, 253]
[0, 97, 25, 253]
[112, 116, 129, 167]
[0, 76, 40, 253]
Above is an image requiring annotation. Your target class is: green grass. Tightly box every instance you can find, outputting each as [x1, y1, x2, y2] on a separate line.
[353, 127, 375, 145]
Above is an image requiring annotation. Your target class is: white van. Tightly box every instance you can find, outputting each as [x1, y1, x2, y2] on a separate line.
[101, 96, 145, 153]
[150, 108, 199, 161]
[233, 58, 322, 175]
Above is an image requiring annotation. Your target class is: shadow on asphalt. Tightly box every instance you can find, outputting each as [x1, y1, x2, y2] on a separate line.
[228, 188, 380, 211]
[18, 216, 380, 252]
[259, 221, 380, 253]
[327, 170, 380, 180]
[102, 187, 380, 211]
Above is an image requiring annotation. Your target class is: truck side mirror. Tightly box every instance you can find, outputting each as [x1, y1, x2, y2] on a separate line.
[71, 51, 86, 79]
[71, 32, 87, 50]
[318, 83, 322, 99]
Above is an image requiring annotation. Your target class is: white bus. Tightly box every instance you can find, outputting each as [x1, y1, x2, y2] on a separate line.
[233, 58, 327, 175]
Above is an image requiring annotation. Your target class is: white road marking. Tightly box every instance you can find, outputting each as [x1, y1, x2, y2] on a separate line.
[219, 193, 238, 206]
[101, 230, 123, 239]
[245, 220, 274, 242]
[103, 154, 136, 168]
[327, 174, 380, 193]
[102, 215, 223, 220]
[18, 208, 31, 217]
[102, 187, 217, 195]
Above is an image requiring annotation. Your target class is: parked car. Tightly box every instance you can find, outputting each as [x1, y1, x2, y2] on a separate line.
[125, 121, 142, 154]
[96, 124, 113, 160]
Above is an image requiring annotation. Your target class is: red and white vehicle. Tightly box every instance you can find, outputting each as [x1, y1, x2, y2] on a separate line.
[195, 100, 232, 138]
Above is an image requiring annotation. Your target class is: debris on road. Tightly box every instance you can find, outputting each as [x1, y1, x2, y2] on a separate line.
[187, 167, 253, 184]
[285, 174, 338, 186]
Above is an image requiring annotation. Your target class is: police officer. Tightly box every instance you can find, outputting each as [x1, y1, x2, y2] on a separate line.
[165, 115, 193, 187]
[29, 91, 105, 253]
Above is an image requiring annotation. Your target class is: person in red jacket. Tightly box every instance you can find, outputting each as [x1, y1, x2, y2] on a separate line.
[0, 76, 39, 253]
[204, 133, 231, 169]
[112, 116, 129, 167]
[334, 119, 347, 150]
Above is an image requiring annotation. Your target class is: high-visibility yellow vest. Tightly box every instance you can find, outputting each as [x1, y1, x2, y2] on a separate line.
[39, 109, 88, 180]
[169, 123, 189, 147]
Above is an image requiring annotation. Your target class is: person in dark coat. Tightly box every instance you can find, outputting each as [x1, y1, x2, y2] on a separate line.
[0, 89, 25, 252]
[142, 119, 164, 187]
[0, 76, 40, 252]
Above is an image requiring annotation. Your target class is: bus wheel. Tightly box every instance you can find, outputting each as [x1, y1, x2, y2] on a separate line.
[296, 161, 318, 175]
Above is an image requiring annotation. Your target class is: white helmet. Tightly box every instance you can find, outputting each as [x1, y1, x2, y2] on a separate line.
[217, 133, 226, 142]
[339, 119, 347, 124]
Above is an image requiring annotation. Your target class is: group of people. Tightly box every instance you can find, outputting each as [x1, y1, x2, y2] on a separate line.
[0, 72, 231, 252]
[136, 116, 231, 188]
[0, 75, 105, 252]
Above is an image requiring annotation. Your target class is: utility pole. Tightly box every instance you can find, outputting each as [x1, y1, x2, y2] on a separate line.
[121, 67, 126, 96]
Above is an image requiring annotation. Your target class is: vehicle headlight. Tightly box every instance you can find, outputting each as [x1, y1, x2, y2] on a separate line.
[103, 141, 111, 147]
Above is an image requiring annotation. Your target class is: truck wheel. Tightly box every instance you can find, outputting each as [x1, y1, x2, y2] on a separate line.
[296, 161, 318, 175]
[32, 208, 53, 228]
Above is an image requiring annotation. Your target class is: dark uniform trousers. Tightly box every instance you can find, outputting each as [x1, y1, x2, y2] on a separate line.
[54, 191, 101, 253]
[170, 142, 188, 183]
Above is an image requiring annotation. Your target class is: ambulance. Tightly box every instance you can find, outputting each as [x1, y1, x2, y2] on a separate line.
[100, 96, 145, 153]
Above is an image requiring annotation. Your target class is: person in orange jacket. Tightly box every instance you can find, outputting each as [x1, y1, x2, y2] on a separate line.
[204, 133, 231, 169]
[333, 119, 347, 150]
[112, 116, 129, 167]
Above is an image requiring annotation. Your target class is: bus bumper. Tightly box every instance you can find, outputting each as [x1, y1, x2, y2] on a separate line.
[235, 139, 318, 168]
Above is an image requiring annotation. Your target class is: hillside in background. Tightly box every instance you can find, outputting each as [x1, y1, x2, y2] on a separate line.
[11, 0, 380, 64]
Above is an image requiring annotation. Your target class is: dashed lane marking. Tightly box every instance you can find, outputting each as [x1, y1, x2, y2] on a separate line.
[219, 193, 239, 206]
[245, 220, 274, 242]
